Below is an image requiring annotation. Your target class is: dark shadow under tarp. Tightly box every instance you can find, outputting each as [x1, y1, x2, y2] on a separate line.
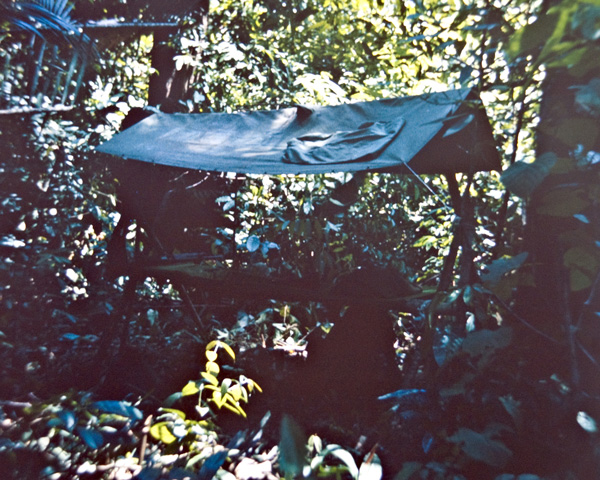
[97, 88, 500, 175]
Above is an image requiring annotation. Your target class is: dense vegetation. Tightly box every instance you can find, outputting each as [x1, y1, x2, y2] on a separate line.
[1, 0, 599, 479]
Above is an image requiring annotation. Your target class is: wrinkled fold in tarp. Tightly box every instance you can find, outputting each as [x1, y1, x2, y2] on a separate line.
[283, 119, 405, 165]
[96, 88, 500, 175]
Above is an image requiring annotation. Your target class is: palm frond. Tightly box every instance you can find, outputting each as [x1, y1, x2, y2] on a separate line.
[3, 0, 96, 59]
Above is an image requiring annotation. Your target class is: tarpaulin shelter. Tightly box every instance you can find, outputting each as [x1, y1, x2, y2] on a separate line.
[97, 88, 500, 317]
[98, 88, 498, 175]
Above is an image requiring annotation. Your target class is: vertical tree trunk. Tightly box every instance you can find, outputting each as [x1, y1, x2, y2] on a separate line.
[148, 0, 209, 111]
[521, 65, 600, 392]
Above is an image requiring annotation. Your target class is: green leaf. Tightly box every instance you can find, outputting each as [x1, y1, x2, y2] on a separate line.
[573, 78, 600, 117]
[279, 415, 307, 478]
[57, 410, 76, 432]
[500, 153, 557, 198]
[448, 428, 512, 468]
[481, 252, 529, 288]
[247, 235, 261, 252]
[572, 3, 600, 41]
[150, 422, 177, 444]
[462, 327, 512, 357]
[563, 246, 600, 291]
[91, 400, 143, 421]
[164, 392, 183, 406]
[507, 10, 560, 61]
[76, 427, 104, 449]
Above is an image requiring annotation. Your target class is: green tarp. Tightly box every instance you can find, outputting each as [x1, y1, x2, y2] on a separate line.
[97, 88, 499, 175]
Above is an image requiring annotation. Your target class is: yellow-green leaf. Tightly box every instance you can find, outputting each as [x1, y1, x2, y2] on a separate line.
[222, 400, 247, 417]
[206, 350, 218, 362]
[201, 372, 219, 386]
[150, 422, 177, 444]
[228, 383, 247, 402]
[206, 340, 236, 361]
[181, 381, 200, 396]
[212, 390, 226, 408]
[205, 361, 220, 376]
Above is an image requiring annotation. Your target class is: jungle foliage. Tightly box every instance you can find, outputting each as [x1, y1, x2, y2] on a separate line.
[1, 0, 599, 479]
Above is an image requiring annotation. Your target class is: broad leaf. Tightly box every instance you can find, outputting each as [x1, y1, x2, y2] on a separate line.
[91, 400, 143, 421]
[76, 427, 104, 449]
[246, 235, 261, 252]
[481, 252, 529, 288]
[462, 327, 512, 357]
[448, 428, 512, 468]
[57, 409, 76, 431]
[149, 422, 177, 444]
[500, 153, 557, 197]
[182, 381, 201, 396]
[359, 452, 382, 480]
[279, 415, 307, 478]
[206, 340, 236, 361]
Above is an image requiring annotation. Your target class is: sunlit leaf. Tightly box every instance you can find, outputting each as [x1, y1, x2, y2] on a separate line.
[228, 383, 244, 402]
[206, 340, 236, 361]
[312, 445, 359, 478]
[149, 422, 177, 444]
[212, 390, 225, 407]
[182, 381, 201, 396]
[577, 411, 598, 433]
[359, 452, 382, 480]
[161, 408, 186, 420]
[206, 350, 218, 362]
[205, 361, 220, 376]
[201, 372, 219, 386]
